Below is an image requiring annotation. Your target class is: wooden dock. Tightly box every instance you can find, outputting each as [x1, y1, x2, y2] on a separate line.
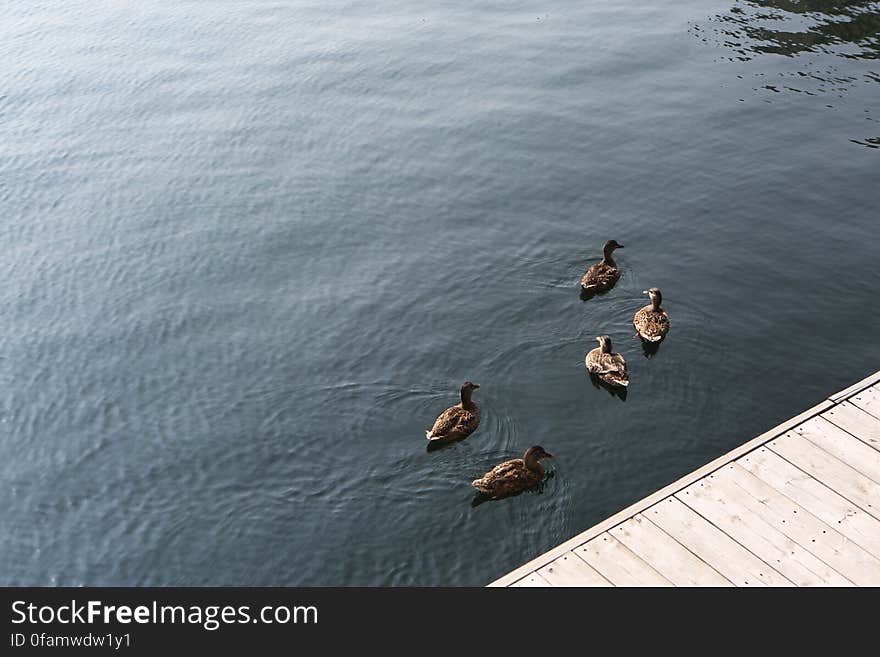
[489, 370, 880, 587]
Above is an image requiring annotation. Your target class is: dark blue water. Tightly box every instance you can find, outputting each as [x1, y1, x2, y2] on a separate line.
[2, 0, 877, 585]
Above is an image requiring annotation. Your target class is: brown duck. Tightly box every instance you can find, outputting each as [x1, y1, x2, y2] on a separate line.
[471, 446, 553, 499]
[580, 240, 624, 293]
[426, 381, 480, 445]
[585, 335, 629, 387]
[633, 288, 670, 342]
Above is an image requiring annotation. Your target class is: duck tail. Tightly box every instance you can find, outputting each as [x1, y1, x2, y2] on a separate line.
[604, 373, 629, 388]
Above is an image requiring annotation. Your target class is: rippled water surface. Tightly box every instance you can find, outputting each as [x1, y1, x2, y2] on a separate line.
[1, 0, 877, 585]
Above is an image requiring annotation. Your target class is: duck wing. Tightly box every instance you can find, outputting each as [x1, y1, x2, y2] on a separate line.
[586, 348, 625, 375]
[581, 262, 620, 290]
[586, 349, 628, 387]
[633, 305, 669, 342]
[426, 404, 480, 441]
[472, 459, 537, 497]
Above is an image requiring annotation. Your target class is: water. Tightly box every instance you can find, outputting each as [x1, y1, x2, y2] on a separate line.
[1, 0, 877, 586]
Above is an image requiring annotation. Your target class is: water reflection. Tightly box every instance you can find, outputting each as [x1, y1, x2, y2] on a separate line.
[426, 437, 464, 453]
[578, 264, 623, 302]
[851, 135, 880, 148]
[579, 283, 617, 303]
[588, 373, 628, 402]
[698, 0, 880, 61]
[693, 0, 879, 147]
[641, 338, 663, 358]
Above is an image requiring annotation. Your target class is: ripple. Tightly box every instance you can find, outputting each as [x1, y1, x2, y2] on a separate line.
[3, 0, 877, 587]
[692, 0, 879, 147]
[696, 0, 880, 62]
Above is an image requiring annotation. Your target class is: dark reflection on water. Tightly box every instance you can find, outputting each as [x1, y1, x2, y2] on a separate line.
[852, 135, 880, 147]
[694, 0, 879, 146]
[580, 283, 618, 303]
[701, 0, 880, 61]
[641, 339, 663, 358]
[588, 373, 629, 402]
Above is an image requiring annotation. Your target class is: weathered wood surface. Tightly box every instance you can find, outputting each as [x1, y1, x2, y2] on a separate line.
[490, 372, 880, 586]
[536, 553, 612, 587]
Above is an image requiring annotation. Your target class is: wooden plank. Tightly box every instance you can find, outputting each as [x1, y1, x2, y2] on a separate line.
[646, 495, 793, 586]
[492, 370, 880, 587]
[823, 402, 880, 453]
[849, 383, 880, 420]
[536, 552, 613, 587]
[829, 371, 880, 403]
[609, 515, 733, 586]
[794, 416, 880, 483]
[575, 533, 673, 587]
[849, 384, 880, 421]
[717, 462, 880, 585]
[511, 572, 551, 587]
[677, 474, 853, 585]
[769, 431, 880, 522]
[488, 396, 834, 586]
[738, 446, 880, 560]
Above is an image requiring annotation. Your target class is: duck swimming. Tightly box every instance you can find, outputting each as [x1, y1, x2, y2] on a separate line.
[585, 335, 629, 388]
[580, 240, 624, 294]
[633, 287, 669, 342]
[471, 445, 553, 500]
[426, 381, 481, 445]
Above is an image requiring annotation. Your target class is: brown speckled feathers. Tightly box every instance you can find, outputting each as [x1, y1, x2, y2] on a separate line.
[426, 404, 480, 443]
[471, 459, 542, 499]
[580, 261, 620, 292]
[585, 348, 628, 387]
[633, 305, 669, 342]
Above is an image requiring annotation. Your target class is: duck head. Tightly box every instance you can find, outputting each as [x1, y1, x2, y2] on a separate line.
[643, 287, 663, 310]
[596, 334, 613, 354]
[602, 239, 624, 260]
[600, 240, 623, 266]
[524, 445, 554, 471]
[460, 381, 480, 406]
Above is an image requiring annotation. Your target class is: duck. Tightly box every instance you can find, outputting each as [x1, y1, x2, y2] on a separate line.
[585, 335, 629, 387]
[426, 381, 481, 445]
[633, 287, 669, 342]
[471, 445, 553, 499]
[580, 240, 624, 293]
